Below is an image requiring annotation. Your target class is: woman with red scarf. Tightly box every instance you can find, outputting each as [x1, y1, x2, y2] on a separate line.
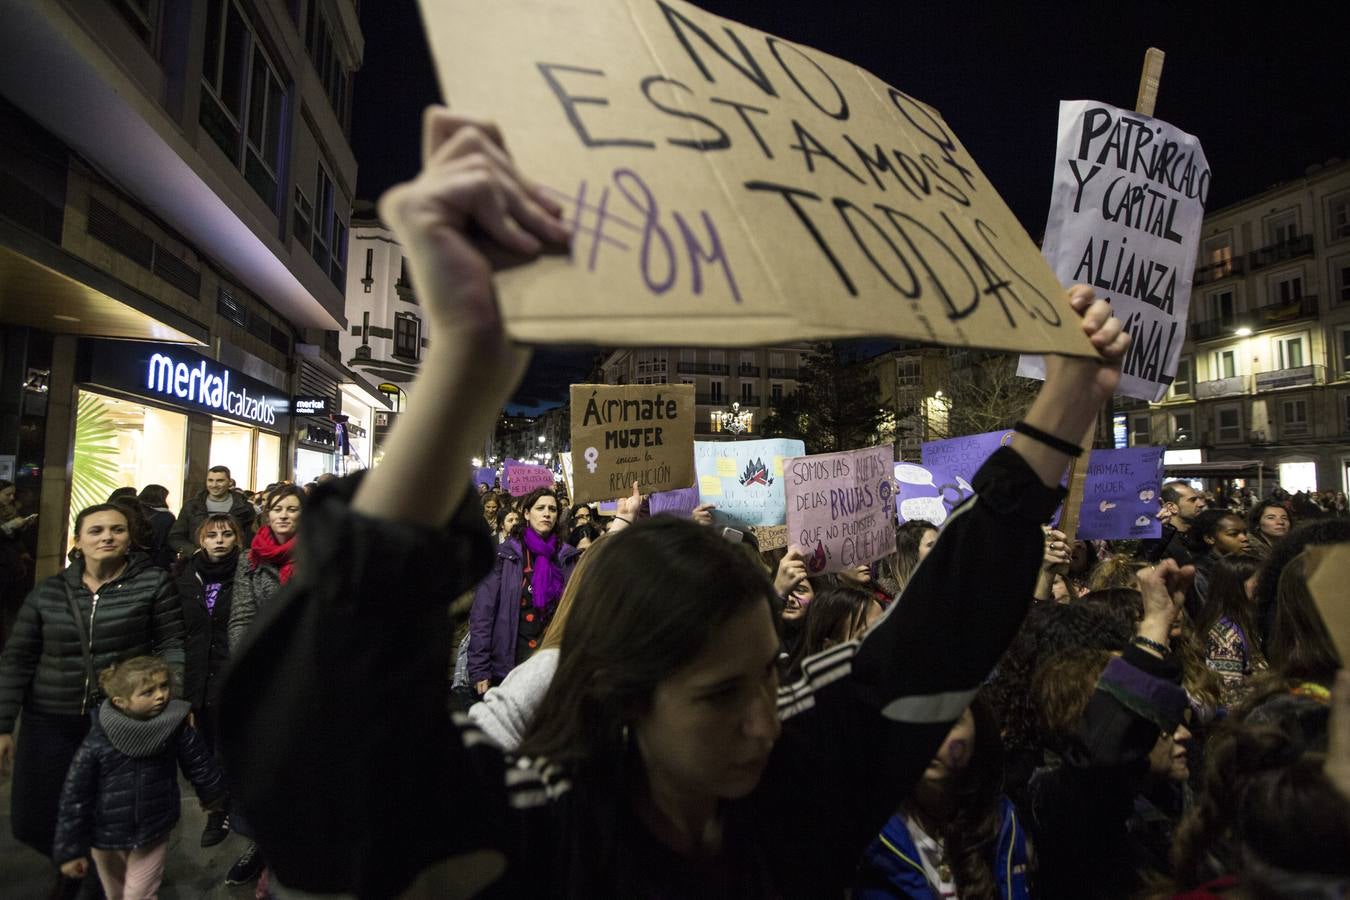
[469, 486, 579, 696]
[222, 484, 303, 891]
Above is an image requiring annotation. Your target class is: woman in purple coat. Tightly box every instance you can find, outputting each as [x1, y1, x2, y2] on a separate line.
[468, 487, 579, 696]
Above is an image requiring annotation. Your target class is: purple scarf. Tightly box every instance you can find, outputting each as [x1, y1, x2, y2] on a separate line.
[522, 528, 565, 611]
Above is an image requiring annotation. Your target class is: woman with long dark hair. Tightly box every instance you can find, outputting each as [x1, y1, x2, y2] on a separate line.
[216, 111, 1132, 898]
[857, 693, 1029, 899]
[1184, 508, 1250, 619]
[783, 582, 883, 680]
[468, 486, 579, 696]
[876, 520, 939, 600]
[1247, 498, 1292, 562]
[1196, 553, 1266, 710]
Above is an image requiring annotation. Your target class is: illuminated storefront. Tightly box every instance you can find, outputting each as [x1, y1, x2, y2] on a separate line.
[73, 340, 291, 528]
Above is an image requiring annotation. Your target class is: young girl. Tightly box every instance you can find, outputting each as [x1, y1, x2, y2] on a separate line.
[53, 656, 225, 899]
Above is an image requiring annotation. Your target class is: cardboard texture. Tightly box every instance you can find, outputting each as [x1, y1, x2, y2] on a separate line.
[569, 383, 695, 502]
[751, 525, 789, 551]
[784, 446, 896, 574]
[1018, 99, 1209, 400]
[1306, 544, 1350, 668]
[418, 0, 1100, 357]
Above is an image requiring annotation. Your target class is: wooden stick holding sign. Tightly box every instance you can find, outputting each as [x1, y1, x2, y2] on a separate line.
[1053, 48, 1166, 567]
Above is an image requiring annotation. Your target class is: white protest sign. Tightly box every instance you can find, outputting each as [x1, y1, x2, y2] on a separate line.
[1019, 100, 1209, 401]
[418, 0, 1100, 358]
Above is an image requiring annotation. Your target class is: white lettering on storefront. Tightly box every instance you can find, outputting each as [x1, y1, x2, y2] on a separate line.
[146, 353, 278, 426]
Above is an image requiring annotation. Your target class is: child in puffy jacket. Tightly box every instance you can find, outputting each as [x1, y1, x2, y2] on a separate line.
[53, 656, 226, 899]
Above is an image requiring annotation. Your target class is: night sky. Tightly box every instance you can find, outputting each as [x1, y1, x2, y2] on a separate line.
[351, 0, 1350, 412]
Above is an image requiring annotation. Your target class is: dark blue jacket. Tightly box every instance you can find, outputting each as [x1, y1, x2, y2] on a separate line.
[52, 701, 225, 862]
[468, 536, 579, 683]
[857, 797, 1031, 900]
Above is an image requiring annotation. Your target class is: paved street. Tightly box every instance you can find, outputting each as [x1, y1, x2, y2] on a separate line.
[0, 770, 259, 899]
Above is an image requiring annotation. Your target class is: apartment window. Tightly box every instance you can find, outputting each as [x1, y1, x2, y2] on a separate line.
[1208, 289, 1236, 326]
[362, 248, 374, 293]
[1171, 356, 1193, 396]
[393, 313, 420, 360]
[1335, 261, 1350, 306]
[740, 382, 754, 403]
[110, 0, 160, 46]
[309, 162, 347, 286]
[306, 0, 351, 130]
[709, 380, 724, 403]
[1213, 349, 1238, 380]
[397, 257, 411, 289]
[1344, 393, 1350, 433]
[1202, 233, 1234, 275]
[1271, 272, 1304, 305]
[738, 352, 756, 375]
[1329, 195, 1350, 241]
[200, 0, 287, 210]
[1216, 405, 1242, 443]
[292, 187, 312, 248]
[769, 351, 786, 375]
[1172, 411, 1195, 443]
[709, 350, 726, 372]
[636, 350, 667, 376]
[1268, 212, 1299, 246]
[771, 383, 783, 403]
[1130, 414, 1151, 446]
[1276, 334, 1307, 370]
[1282, 398, 1309, 436]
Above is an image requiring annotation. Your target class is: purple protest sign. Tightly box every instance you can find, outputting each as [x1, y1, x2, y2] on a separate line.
[504, 462, 555, 497]
[473, 467, 495, 489]
[920, 430, 1015, 485]
[649, 486, 699, 518]
[784, 446, 896, 576]
[1077, 446, 1164, 541]
[893, 462, 974, 527]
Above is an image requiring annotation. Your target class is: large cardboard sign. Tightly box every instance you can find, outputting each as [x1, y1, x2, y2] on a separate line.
[418, 0, 1099, 357]
[785, 447, 896, 574]
[570, 384, 695, 502]
[920, 429, 1014, 485]
[695, 437, 804, 528]
[1306, 544, 1350, 668]
[1077, 446, 1164, 541]
[504, 461, 556, 496]
[1019, 100, 1209, 400]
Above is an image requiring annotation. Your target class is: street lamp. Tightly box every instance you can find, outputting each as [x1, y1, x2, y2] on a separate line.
[710, 401, 754, 436]
[1234, 327, 1252, 337]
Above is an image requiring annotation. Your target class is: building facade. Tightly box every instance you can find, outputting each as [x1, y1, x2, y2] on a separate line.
[1141, 158, 1350, 494]
[599, 345, 810, 440]
[0, 0, 377, 578]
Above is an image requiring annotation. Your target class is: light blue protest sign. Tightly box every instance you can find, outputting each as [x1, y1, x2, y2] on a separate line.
[694, 438, 804, 528]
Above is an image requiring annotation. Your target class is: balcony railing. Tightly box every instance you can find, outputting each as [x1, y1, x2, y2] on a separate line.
[1247, 234, 1314, 271]
[1280, 420, 1310, 438]
[695, 394, 727, 405]
[736, 365, 761, 377]
[1195, 375, 1246, 399]
[1255, 294, 1318, 325]
[1193, 256, 1244, 286]
[1191, 295, 1318, 341]
[1255, 365, 1324, 392]
[768, 367, 800, 379]
[677, 362, 729, 375]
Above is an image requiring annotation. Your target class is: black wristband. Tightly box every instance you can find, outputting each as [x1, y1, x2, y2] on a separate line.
[1014, 421, 1085, 457]
[1131, 635, 1170, 656]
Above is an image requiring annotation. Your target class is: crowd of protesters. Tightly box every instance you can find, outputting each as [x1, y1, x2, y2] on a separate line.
[0, 110, 1348, 899]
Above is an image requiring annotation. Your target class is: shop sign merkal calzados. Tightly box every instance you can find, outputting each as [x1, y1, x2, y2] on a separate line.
[80, 340, 290, 432]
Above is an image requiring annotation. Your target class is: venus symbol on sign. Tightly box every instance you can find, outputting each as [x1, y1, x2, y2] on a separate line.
[584, 447, 600, 473]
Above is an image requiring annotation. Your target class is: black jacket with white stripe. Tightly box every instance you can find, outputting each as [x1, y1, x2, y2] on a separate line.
[220, 447, 1064, 899]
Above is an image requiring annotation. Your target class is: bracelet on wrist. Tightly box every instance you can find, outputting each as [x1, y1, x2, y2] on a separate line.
[1131, 634, 1170, 656]
[1014, 420, 1085, 457]
[613, 515, 631, 524]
